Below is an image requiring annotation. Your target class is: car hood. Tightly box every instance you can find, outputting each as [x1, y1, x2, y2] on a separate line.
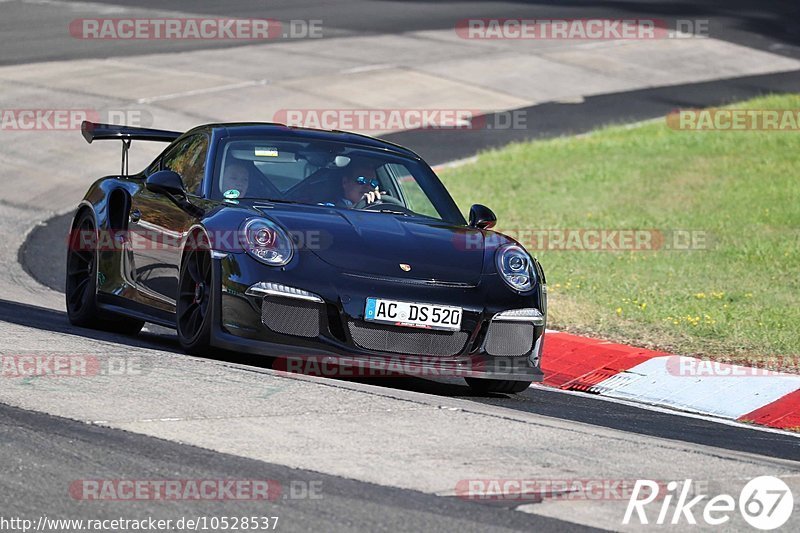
[257, 205, 486, 284]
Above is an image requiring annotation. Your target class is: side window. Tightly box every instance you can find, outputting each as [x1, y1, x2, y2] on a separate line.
[145, 153, 164, 176]
[162, 134, 209, 196]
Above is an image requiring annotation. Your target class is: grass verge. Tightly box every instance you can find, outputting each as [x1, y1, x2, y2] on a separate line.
[439, 94, 800, 365]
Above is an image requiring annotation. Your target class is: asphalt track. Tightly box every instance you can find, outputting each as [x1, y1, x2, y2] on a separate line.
[2, 402, 598, 532]
[2, 0, 799, 65]
[4, 1, 800, 531]
[2, 298, 799, 463]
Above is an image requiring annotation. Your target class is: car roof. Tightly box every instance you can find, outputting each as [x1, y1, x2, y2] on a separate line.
[189, 122, 421, 160]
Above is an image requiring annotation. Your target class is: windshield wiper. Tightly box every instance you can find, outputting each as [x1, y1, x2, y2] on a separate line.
[375, 208, 412, 216]
[256, 198, 305, 205]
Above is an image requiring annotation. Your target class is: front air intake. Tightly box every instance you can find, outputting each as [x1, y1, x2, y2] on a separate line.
[261, 298, 321, 338]
[347, 320, 468, 356]
[483, 322, 535, 356]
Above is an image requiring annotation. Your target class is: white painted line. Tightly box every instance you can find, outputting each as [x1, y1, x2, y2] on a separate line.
[530, 384, 800, 438]
[341, 64, 397, 74]
[136, 79, 269, 104]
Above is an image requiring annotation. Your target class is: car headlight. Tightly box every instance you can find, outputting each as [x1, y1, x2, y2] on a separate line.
[496, 244, 536, 292]
[239, 218, 294, 266]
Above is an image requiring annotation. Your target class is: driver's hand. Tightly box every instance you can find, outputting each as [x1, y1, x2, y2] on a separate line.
[362, 188, 382, 205]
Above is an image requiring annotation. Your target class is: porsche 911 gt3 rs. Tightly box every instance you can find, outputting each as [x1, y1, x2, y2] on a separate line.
[67, 121, 547, 393]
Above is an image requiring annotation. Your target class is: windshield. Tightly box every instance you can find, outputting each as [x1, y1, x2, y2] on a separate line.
[212, 137, 464, 223]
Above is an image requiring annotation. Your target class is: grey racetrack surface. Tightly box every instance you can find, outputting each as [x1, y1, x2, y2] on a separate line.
[0, 402, 596, 532]
[3, 1, 800, 531]
[2, 0, 800, 65]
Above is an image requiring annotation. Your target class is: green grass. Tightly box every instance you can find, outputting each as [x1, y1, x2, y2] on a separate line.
[440, 94, 800, 362]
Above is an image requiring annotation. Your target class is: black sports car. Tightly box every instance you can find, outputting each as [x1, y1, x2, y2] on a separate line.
[67, 121, 547, 393]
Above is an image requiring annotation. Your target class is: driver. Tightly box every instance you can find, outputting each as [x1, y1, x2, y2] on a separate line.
[338, 161, 384, 208]
[221, 161, 251, 199]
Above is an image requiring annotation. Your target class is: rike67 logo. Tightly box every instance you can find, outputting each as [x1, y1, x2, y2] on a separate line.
[624, 476, 794, 529]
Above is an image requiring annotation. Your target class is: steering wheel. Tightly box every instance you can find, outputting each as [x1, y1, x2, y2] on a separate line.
[353, 193, 409, 211]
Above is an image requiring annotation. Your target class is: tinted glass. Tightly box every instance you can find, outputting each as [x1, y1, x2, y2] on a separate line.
[214, 138, 463, 223]
[163, 134, 208, 196]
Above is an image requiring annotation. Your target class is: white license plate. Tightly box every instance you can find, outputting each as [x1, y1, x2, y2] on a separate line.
[365, 298, 462, 331]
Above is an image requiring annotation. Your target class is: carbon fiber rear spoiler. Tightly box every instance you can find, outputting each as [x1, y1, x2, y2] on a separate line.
[81, 121, 182, 144]
[81, 121, 183, 175]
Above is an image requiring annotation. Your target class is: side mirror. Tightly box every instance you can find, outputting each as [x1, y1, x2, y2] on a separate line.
[146, 170, 185, 197]
[468, 204, 497, 230]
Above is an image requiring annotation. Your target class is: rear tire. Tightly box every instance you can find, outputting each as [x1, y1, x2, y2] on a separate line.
[65, 210, 144, 335]
[176, 247, 213, 354]
[465, 378, 532, 394]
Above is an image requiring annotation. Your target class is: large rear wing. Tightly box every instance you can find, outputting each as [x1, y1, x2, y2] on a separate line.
[81, 121, 183, 175]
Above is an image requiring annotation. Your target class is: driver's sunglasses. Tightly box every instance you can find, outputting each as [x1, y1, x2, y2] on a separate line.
[354, 176, 380, 188]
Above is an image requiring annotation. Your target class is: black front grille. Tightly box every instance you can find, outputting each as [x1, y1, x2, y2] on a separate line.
[484, 322, 535, 356]
[347, 320, 468, 356]
[261, 298, 321, 337]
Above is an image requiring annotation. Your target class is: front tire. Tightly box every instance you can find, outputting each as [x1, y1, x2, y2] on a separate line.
[176, 247, 213, 354]
[65, 210, 144, 335]
[465, 378, 532, 394]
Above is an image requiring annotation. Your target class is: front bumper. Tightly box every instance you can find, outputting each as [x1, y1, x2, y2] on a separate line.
[210, 251, 546, 382]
